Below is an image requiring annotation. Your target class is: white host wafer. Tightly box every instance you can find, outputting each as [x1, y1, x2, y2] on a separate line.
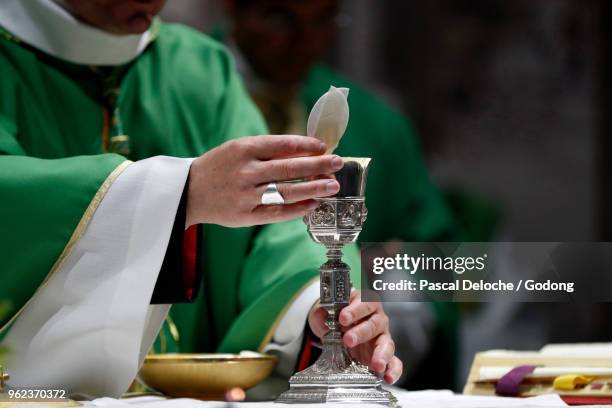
[307, 86, 349, 154]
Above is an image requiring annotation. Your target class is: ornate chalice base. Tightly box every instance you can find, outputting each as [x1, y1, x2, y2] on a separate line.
[275, 330, 397, 406]
[276, 197, 397, 407]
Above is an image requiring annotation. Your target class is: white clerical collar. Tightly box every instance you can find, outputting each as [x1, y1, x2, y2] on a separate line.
[0, 0, 153, 66]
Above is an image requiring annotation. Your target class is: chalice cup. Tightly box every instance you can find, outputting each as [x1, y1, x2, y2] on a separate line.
[276, 158, 398, 407]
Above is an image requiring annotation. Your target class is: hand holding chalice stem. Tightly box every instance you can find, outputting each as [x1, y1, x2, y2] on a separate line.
[309, 289, 402, 384]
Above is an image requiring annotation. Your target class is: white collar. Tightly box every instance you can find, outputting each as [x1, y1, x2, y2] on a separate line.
[0, 0, 153, 66]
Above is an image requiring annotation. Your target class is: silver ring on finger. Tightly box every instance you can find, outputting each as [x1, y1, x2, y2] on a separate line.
[261, 182, 285, 205]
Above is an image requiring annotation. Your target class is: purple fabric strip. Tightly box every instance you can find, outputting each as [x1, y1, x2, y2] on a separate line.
[495, 365, 538, 396]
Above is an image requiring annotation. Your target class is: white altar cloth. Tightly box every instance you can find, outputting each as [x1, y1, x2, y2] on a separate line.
[81, 390, 585, 408]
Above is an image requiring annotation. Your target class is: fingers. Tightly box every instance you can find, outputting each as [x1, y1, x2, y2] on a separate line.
[371, 333, 395, 373]
[257, 179, 340, 204]
[224, 388, 246, 402]
[384, 357, 403, 385]
[244, 135, 326, 160]
[251, 200, 318, 224]
[257, 155, 344, 183]
[339, 297, 379, 327]
[343, 312, 389, 348]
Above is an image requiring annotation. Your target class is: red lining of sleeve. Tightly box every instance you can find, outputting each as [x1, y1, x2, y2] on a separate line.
[297, 332, 314, 372]
[182, 225, 198, 301]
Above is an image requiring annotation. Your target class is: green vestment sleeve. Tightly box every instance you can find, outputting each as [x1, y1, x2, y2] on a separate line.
[0, 113, 127, 334]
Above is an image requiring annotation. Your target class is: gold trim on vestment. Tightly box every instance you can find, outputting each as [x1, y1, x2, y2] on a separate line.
[257, 277, 319, 353]
[166, 315, 180, 345]
[0, 160, 133, 335]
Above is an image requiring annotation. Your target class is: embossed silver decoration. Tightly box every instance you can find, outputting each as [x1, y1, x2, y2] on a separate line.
[276, 158, 398, 407]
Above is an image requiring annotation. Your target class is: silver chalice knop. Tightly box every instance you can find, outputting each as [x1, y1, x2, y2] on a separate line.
[276, 157, 397, 407]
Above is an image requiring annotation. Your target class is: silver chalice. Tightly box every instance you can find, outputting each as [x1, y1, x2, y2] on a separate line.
[276, 158, 397, 407]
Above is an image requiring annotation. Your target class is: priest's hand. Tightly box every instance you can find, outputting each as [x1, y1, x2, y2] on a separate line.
[308, 290, 403, 384]
[186, 135, 343, 227]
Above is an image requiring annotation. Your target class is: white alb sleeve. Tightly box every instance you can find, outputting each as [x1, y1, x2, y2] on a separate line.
[2, 156, 192, 398]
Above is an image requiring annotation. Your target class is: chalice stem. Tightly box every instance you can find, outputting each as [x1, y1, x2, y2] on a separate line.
[319, 244, 354, 372]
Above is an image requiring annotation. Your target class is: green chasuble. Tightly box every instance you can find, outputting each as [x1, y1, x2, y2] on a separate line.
[0, 23, 359, 353]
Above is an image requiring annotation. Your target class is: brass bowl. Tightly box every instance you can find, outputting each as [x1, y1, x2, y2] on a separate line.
[138, 353, 277, 400]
